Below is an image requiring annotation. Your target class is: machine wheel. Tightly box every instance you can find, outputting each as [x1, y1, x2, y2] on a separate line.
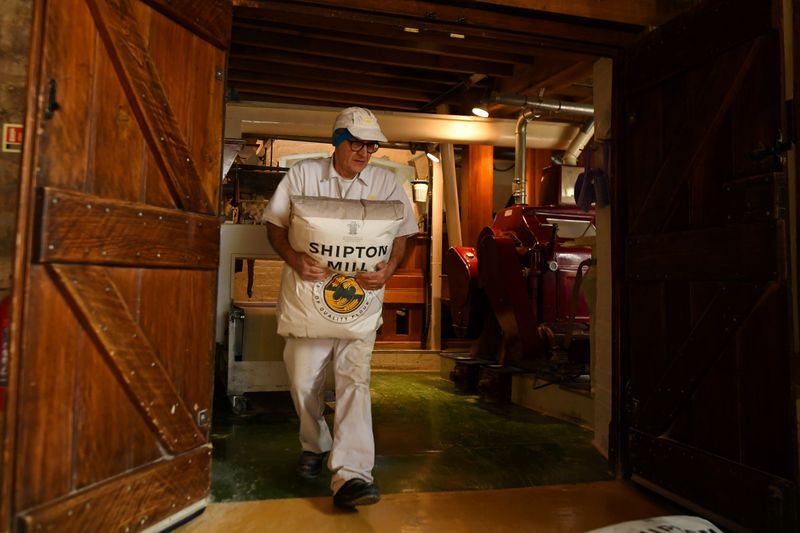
[230, 395, 248, 415]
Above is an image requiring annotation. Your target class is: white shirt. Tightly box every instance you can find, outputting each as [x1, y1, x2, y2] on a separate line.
[263, 157, 418, 237]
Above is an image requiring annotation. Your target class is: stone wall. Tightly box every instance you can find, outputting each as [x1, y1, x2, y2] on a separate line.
[0, 1, 33, 295]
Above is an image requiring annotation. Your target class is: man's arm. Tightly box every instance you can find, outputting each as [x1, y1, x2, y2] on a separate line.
[266, 222, 330, 282]
[355, 235, 409, 290]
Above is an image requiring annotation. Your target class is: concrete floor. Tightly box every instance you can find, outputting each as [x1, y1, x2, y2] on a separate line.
[180, 367, 683, 531]
[209, 371, 610, 501]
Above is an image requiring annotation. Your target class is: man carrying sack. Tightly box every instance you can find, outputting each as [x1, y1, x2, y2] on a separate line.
[263, 107, 418, 508]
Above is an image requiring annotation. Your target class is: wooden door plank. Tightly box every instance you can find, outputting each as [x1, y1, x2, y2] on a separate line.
[74, 313, 162, 489]
[630, 38, 762, 235]
[139, 268, 216, 433]
[101, 267, 172, 475]
[49, 264, 205, 454]
[35, 0, 97, 191]
[18, 446, 211, 532]
[736, 283, 793, 474]
[85, 0, 213, 213]
[148, 13, 225, 211]
[630, 430, 794, 532]
[624, 0, 773, 93]
[627, 222, 777, 281]
[143, 0, 231, 49]
[89, 45, 147, 203]
[14, 267, 80, 511]
[634, 282, 765, 435]
[38, 187, 219, 268]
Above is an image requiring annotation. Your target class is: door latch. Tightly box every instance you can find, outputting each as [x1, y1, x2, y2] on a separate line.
[44, 79, 60, 120]
[750, 131, 792, 162]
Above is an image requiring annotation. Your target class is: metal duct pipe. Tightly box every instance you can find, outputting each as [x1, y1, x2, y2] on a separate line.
[440, 143, 462, 247]
[427, 157, 444, 351]
[514, 108, 536, 205]
[489, 91, 595, 118]
[563, 119, 596, 166]
[504, 92, 594, 204]
[225, 102, 579, 149]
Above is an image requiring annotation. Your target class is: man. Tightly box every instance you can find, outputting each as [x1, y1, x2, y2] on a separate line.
[262, 107, 418, 508]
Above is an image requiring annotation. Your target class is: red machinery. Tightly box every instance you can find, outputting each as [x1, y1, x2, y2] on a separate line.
[446, 166, 595, 375]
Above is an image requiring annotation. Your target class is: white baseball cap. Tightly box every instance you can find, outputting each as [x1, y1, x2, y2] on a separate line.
[332, 107, 387, 142]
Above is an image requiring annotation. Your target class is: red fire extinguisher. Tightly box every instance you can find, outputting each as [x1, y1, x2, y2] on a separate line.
[0, 295, 9, 412]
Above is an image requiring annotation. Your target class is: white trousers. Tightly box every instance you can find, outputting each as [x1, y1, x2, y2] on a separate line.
[283, 333, 376, 493]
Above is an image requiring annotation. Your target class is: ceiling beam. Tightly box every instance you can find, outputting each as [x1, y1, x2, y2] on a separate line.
[233, 0, 642, 51]
[231, 29, 516, 76]
[226, 57, 457, 92]
[228, 44, 469, 84]
[231, 84, 426, 111]
[499, 59, 594, 98]
[471, 0, 696, 27]
[226, 71, 438, 103]
[231, 7, 595, 63]
[232, 21, 543, 65]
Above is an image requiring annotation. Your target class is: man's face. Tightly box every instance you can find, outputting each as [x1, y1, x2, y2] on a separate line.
[333, 140, 376, 179]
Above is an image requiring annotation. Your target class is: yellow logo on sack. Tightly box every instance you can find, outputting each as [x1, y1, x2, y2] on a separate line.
[313, 274, 372, 323]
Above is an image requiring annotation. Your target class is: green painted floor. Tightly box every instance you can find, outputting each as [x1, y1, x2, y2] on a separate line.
[210, 371, 610, 502]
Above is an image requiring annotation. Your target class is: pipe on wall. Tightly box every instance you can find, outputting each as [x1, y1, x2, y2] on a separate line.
[562, 119, 596, 166]
[440, 143, 462, 247]
[489, 92, 595, 118]
[513, 108, 536, 205]
[427, 158, 444, 351]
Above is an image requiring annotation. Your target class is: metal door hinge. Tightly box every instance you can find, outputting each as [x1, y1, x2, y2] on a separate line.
[623, 380, 639, 421]
[773, 172, 787, 220]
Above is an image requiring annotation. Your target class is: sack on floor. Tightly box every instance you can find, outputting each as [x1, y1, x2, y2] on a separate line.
[277, 196, 405, 339]
[583, 515, 721, 533]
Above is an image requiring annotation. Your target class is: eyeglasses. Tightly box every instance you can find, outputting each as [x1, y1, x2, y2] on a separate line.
[349, 140, 381, 154]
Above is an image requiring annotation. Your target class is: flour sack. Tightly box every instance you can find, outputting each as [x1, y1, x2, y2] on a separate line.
[277, 196, 405, 339]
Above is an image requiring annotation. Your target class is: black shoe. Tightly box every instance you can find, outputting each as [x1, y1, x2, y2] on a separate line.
[297, 451, 326, 479]
[333, 478, 381, 508]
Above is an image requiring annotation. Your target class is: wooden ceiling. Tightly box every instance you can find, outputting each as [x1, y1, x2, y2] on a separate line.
[228, 0, 695, 119]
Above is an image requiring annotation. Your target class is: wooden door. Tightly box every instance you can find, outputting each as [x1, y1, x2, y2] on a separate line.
[619, 0, 796, 530]
[4, 0, 230, 530]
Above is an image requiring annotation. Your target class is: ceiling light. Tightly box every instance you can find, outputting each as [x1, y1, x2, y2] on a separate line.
[411, 180, 429, 202]
[472, 105, 489, 118]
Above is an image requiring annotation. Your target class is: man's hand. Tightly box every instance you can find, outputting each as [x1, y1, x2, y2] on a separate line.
[355, 235, 408, 290]
[266, 222, 330, 282]
[292, 253, 330, 282]
[355, 261, 392, 290]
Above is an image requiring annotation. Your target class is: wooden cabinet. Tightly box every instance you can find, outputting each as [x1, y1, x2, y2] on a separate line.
[376, 234, 428, 347]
